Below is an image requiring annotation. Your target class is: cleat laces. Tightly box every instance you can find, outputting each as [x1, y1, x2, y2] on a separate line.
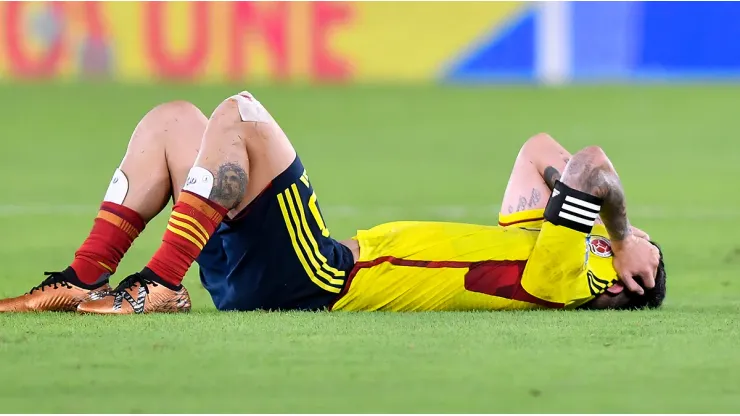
[29, 272, 73, 294]
[111, 273, 159, 295]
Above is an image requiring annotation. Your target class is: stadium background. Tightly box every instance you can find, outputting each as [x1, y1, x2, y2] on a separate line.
[1, 1, 739, 413]
[3, 2, 740, 82]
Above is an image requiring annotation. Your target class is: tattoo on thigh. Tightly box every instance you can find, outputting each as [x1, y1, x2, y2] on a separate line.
[209, 163, 248, 210]
[528, 188, 541, 208]
[516, 196, 527, 212]
[544, 166, 562, 190]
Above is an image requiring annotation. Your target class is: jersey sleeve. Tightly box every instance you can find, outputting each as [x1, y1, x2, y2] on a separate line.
[520, 222, 620, 309]
[519, 181, 621, 308]
[519, 222, 590, 308]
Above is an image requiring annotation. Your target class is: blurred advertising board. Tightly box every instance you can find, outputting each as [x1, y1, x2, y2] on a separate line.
[1, 2, 739, 84]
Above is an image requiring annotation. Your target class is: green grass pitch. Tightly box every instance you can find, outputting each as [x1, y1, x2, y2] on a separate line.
[0, 83, 739, 413]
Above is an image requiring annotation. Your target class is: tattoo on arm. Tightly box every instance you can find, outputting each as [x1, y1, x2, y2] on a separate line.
[543, 166, 562, 190]
[592, 172, 630, 241]
[560, 151, 631, 241]
[209, 163, 248, 210]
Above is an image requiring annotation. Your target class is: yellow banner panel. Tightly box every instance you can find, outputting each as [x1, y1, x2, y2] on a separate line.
[0, 2, 526, 83]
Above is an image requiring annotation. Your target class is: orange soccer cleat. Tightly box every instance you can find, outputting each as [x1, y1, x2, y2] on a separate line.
[0, 270, 111, 312]
[77, 272, 191, 315]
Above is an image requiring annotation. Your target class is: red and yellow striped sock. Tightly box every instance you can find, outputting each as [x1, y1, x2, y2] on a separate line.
[146, 191, 229, 287]
[71, 202, 146, 285]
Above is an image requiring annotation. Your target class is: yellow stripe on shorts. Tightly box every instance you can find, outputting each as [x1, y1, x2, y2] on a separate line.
[277, 193, 342, 293]
[289, 184, 345, 276]
[283, 190, 345, 286]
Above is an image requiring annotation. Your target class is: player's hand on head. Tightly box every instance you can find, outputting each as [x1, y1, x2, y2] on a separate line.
[611, 235, 660, 295]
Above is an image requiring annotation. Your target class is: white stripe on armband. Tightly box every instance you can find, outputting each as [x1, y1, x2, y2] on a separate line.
[565, 195, 601, 211]
[558, 211, 596, 226]
[562, 203, 600, 219]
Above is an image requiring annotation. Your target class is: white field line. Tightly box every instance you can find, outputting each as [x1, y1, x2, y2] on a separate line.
[0, 204, 738, 220]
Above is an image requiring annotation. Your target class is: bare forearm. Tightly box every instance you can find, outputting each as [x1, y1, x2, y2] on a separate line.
[558, 147, 631, 241]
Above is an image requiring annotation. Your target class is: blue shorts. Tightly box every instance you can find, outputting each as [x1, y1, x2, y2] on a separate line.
[196, 156, 355, 311]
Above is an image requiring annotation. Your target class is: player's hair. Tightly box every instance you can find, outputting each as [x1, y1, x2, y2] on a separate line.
[579, 241, 666, 311]
[617, 241, 667, 310]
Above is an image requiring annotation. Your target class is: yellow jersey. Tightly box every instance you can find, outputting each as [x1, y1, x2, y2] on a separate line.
[331, 209, 620, 312]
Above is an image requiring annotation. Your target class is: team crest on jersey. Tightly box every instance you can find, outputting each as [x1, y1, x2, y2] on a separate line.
[589, 236, 613, 258]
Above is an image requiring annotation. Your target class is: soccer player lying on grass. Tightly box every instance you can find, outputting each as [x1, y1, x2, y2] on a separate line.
[0, 92, 665, 313]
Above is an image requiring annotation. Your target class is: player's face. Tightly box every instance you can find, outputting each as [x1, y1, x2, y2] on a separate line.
[588, 290, 632, 309]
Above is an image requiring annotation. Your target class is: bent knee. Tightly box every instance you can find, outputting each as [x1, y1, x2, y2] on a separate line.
[135, 101, 207, 142]
[204, 92, 275, 149]
[142, 101, 205, 126]
[210, 92, 271, 126]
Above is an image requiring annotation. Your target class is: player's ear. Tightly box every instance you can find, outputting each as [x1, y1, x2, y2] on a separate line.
[606, 282, 624, 295]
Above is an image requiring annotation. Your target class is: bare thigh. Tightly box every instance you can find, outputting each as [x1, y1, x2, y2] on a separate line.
[239, 95, 298, 212]
[500, 133, 571, 215]
[118, 101, 205, 220]
[196, 92, 297, 217]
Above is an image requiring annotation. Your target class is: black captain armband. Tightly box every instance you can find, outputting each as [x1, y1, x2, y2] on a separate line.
[544, 181, 603, 233]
